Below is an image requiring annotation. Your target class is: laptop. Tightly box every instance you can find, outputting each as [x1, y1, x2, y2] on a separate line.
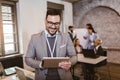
[0, 62, 16, 76]
[4, 67, 16, 75]
[15, 68, 33, 80]
[82, 49, 100, 58]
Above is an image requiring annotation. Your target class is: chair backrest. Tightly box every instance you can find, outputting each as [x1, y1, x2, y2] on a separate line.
[15, 68, 27, 80]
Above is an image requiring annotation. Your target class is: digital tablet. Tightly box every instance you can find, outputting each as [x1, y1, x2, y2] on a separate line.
[42, 57, 70, 68]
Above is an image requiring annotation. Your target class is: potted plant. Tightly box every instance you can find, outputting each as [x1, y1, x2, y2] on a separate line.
[0, 70, 3, 79]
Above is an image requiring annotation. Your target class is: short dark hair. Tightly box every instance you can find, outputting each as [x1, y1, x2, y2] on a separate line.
[86, 23, 92, 28]
[68, 26, 73, 29]
[46, 9, 61, 19]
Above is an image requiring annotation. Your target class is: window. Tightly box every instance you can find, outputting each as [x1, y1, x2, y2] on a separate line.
[0, 0, 18, 56]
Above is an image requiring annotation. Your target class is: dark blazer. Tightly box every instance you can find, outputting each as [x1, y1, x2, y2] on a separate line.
[96, 46, 104, 56]
[68, 32, 76, 42]
[25, 31, 77, 80]
[96, 46, 107, 67]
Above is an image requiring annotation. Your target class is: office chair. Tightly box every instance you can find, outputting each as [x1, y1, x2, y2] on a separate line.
[15, 68, 33, 80]
[15, 68, 27, 80]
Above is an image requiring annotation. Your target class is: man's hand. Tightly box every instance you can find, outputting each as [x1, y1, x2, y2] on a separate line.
[58, 61, 71, 71]
[83, 36, 87, 39]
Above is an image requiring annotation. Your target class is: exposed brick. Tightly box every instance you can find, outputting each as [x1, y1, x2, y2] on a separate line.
[73, 0, 120, 63]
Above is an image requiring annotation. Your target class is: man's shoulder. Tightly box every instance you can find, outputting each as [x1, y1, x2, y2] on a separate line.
[68, 31, 71, 34]
[31, 31, 44, 38]
[59, 32, 70, 39]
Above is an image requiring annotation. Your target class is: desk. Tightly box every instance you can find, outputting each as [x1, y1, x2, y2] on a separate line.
[77, 54, 107, 64]
[77, 54, 107, 80]
[1, 67, 35, 80]
[2, 74, 18, 80]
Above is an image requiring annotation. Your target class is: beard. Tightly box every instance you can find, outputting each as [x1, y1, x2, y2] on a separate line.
[47, 27, 59, 36]
[71, 30, 73, 33]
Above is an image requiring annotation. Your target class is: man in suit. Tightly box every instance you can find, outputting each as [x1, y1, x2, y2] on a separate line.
[25, 9, 77, 80]
[68, 26, 77, 42]
[94, 39, 107, 80]
[94, 38, 104, 56]
[94, 38, 107, 67]
[82, 39, 105, 80]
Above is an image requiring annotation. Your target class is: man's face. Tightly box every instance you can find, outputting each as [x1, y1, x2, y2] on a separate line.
[88, 29, 92, 34]
[70, 28, 73, 33]
[94, 40, 99, 47]
[45, 15, 60, 35]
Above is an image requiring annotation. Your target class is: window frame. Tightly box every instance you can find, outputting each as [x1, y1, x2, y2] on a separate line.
[0, 0, 19, 56]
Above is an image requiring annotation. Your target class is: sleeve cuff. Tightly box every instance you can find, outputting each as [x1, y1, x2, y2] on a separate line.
[39, 61, 42, 68]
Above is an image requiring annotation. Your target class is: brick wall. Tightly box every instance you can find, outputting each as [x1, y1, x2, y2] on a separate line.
[73, 0, 120, 64]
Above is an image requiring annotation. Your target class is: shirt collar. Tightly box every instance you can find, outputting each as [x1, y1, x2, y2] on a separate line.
[45, 30, 58, 37]
[96, 45, 100, 50]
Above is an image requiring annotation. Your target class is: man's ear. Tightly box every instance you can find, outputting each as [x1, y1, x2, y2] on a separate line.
[99, 39, 102, 44]
[45, 19, 47, 25]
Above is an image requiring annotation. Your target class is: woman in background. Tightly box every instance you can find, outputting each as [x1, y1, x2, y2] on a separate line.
[86, 23, 98, 49]
[74, 38, 83, 54]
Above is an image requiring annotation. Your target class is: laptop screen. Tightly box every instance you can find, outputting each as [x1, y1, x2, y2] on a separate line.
[4, 67, 16, 75]
[82, 49, 99, 58]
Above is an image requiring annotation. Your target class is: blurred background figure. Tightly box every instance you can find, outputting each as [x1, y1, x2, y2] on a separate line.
[94, 38, 104, 56]
[68, 26, 77, 42]
[86, 23, 99, 49]
[94, 38, 107, 80]
[72, 38, 84, 80]
[74, 38, 83, 54]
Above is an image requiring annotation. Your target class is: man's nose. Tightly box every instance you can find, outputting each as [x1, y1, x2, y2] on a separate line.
[51, 24, 58, 29]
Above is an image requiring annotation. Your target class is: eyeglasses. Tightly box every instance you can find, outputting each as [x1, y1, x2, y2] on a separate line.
[47, 20, 60, 27]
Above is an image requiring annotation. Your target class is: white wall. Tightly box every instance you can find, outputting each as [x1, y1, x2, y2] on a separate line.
[17, 0, 73, 70]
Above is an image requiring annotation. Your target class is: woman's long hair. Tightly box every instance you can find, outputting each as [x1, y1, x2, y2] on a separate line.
[86, 23, 96, 33]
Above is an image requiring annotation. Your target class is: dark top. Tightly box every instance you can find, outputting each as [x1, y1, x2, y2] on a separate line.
[95, 46, 107, 67]
[96, 46, 104, 56]
[68, 32, 76, 42]
[46, 36, 61, 80]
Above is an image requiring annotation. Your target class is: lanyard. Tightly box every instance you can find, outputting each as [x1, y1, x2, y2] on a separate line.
[46, 35, 57, 57]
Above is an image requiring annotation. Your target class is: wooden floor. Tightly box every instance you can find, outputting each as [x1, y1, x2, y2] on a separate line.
[73, 62, 120, 80]
[97, 62, 120, 80]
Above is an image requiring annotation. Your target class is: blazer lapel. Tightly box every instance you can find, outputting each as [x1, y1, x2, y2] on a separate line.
[41, 31, 47, 57]
[56, 34, 61, 57]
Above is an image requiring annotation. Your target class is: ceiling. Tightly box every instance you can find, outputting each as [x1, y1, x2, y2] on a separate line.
[62, 0, 80, 3]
